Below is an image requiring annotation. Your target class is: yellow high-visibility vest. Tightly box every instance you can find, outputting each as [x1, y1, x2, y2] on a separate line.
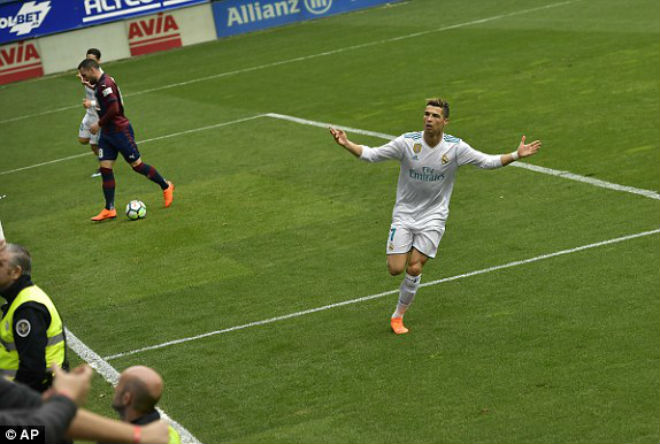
[168, 425, 182, 444]
[0, 285, 65, 380]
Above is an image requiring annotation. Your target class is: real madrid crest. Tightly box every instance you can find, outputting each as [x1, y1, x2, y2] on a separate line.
[413, 143, 422, 154]
[441, 154, 449, 164]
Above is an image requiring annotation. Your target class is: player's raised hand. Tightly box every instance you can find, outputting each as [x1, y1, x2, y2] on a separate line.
[83, 98, 92, 109]
[329, 127, 349, 147]
[517, 135, 542, 158]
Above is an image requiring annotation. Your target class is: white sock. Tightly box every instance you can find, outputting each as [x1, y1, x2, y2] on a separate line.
[392, 273, 421, 318]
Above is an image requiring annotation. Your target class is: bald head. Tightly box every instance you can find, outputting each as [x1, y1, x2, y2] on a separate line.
[113, 366, 163, 420]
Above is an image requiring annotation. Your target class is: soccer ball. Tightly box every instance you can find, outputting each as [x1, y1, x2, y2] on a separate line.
[125, 200, 147, 220]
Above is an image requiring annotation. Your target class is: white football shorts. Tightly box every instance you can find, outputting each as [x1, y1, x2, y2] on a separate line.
[386, 223, 445, 259]
[78, 113, 100, 145]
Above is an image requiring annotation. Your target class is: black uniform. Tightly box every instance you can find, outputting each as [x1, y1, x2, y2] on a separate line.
[0, 275, 68, 392]
[0, 378, 78, 443]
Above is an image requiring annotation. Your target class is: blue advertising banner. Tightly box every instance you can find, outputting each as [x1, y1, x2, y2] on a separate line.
[212, 0, 399, 38]
[0, 0, 208, 45]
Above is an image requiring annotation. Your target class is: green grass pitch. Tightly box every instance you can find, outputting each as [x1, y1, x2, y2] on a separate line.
[1, 0, 658, 442]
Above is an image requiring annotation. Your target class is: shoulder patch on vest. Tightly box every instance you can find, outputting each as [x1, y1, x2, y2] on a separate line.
[15, 319, 31, 338]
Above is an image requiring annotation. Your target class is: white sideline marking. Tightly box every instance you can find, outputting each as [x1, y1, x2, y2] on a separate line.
[0, 0, 578, 125]
[2, 111, 659, 203]
[0, 115, 263, 176]
[65, 328, 201, 444]
[265, 112, 660, 201]
[102, 228, 660, 361]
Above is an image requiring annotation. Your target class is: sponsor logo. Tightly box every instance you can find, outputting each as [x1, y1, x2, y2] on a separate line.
[127, 12, 181, 56]
[83, 0, 200, 24]
[0, 40, 43, 85]
[409, 167, 445, 182]
[0, 1, 51, 37]
[304, 0, 331, 15]
[227, 0, 301, 27]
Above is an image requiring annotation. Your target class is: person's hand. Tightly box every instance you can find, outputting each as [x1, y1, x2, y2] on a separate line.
[329, 127, 349, 147]
[89, 122, 100, 135]
[139, 420, 170, 444]
[52, 364, 93, 406]
[517, 135, 542, 158]
[83, 98, 92, 109]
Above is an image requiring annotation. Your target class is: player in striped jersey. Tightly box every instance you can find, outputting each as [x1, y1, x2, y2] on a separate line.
[77, 48, 102, 178]
[330, 98, 541, 334]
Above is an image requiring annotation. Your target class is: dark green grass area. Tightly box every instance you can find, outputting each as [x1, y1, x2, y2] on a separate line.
[1, 0, 658, 442]
[109, 237, 659, 444]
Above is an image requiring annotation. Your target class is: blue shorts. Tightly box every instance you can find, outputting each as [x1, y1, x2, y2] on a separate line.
[98, 125, 141, 163]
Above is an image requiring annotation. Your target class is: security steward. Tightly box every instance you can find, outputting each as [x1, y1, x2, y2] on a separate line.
[0, 242, 68, 392]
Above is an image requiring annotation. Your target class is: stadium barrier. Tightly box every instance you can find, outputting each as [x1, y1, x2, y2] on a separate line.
[212, 0, 400, 38]
[0, 0, 398, 85]
[0, 3, 216, 84]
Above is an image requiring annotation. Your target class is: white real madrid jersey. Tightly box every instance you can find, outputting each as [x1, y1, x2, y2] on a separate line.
[360, 131, 503, 229]
[84, 85, 99, 119]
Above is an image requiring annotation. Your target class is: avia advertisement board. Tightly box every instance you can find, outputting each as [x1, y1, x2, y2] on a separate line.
[0, 0, 209, 45]
[212, 0, 399, 38]
[0, 39, 43, 85]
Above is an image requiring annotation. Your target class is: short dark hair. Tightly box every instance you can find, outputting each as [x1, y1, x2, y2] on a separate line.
[78, 58, 99, 71]
[425, 97, 450, 119]
[7, 243, 31, 276]
[86, 48, 101, 60]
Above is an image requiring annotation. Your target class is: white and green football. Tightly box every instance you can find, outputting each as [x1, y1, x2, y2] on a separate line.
[125, 200, 147, 220]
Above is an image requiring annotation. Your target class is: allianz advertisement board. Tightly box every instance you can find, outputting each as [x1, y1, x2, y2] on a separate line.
[0, 0, 208, 45]
[212, 0, 399, 38]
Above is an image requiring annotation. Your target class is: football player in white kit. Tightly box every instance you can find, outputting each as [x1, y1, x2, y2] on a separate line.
[330, 98, 541, 334]
[77, 48, 102, 177]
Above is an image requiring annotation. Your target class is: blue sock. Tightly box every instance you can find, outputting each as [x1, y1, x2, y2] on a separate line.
[132, 162, 168, 190]
[100, 167, 115, 210]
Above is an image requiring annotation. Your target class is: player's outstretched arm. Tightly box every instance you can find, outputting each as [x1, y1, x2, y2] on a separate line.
[330, 127, 363, 157]
[501, 135, 542, 166]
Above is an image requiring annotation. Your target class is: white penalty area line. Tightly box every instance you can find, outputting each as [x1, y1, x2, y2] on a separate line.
[65, 329, 202, 444]
[265, 113, 660, 201]
[102, 227, 660, 362]
[0, 0, 579, 125]
[2, 111, 659, 204]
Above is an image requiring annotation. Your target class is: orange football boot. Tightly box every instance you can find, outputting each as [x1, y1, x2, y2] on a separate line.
[390, 317, 409, 335]
[163, 181, 174, 207]
[90, 208, 117, 221]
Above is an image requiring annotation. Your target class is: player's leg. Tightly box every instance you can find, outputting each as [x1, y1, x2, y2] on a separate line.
[91, 136, 119, 221]
[89, 128, 101, 177]
[390, 228, 443, 334]
[81, 115, 101, 177]
[392, 248, 428, 315]
[119, 125, 174, 207]
[386, 225, 414, 274]
[385, 225, 414, 334]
